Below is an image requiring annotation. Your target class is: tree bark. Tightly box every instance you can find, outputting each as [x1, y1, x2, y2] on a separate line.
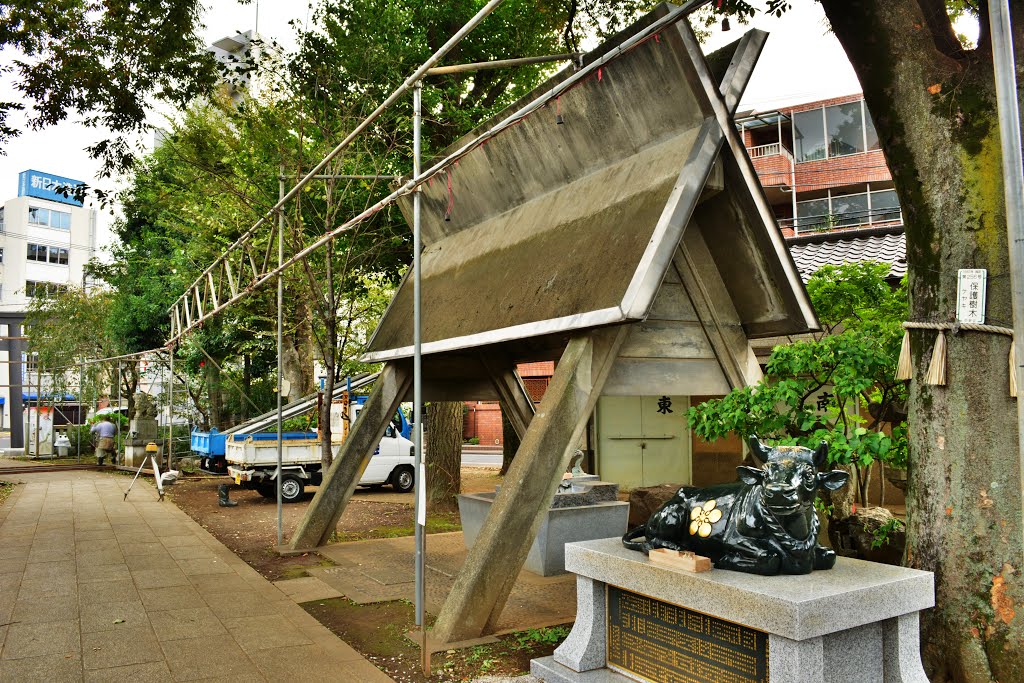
[500, 403, 520, 475]
[820, 1, 1024, 680]
[241, 354, 251, 422]
[427, 401, 463, 513]
[282, 296, 315, 404]
[205, 360, 223, 430]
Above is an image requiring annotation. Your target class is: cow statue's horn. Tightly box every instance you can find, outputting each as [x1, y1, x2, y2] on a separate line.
[748, 436, 770, 466]
[813, 440, 829, 468]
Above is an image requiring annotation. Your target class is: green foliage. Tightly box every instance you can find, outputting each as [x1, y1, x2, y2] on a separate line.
[282, 414, 318, 433]
[0, 0, 221, 175]
[870, 518, 906, 550]
[688, 262, 908, 506]
[512, 625, 572, 650]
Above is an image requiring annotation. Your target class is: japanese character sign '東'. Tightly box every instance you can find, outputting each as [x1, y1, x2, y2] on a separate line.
[657, 396, 673, 414]
[957, 269, 987, 325]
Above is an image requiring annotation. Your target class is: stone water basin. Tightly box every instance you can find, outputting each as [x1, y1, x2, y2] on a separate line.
[457, 480, 630, 576]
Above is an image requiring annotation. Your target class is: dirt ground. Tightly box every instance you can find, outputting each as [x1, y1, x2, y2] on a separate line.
[165, 467, 503, 581]
[303, 597, 568, 683]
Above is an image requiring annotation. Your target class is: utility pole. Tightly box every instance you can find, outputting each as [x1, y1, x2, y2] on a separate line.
[988, 0, 1024, 554]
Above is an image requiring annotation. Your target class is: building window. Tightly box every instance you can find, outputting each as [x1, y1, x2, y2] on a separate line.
[27, 206, 71, 230]
[826, 102, 866, 157]
[27, 244, 46, 262]
[27, 243, 69, 265]
[793, 100, 882, 163]
[795, 186, 902, 231]
[793, 109, 826, 162]
[0, 207, 4, 232]
[25, 280, 67, 298]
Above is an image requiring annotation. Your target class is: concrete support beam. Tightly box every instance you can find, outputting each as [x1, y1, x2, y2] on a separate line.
[431, 326, 629, 644]
[479, 353, 535, 439]
[287, 361, 412, 550]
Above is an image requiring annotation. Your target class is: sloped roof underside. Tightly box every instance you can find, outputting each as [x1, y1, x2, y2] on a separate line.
[367, 127, 701, 355]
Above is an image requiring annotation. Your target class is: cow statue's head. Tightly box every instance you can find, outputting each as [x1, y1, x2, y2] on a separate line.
[739, 437, 849, 516]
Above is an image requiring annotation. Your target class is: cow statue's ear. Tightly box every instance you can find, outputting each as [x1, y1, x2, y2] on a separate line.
[812, 440, 829, 469]
[737, 466, 765, 486]
[748, 436, 769, 466]
[818, 470, 849, 491]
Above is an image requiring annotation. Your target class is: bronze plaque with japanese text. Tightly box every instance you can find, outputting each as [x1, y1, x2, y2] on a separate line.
[607, 585, 769, 683]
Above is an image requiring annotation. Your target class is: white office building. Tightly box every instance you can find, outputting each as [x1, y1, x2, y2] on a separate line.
[0, 170, 98, 435]
[0, 170, 97, 309]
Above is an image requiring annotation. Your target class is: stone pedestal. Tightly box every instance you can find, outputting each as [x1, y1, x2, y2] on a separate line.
[122, 418, 161, 468]
[531, 538, 933, 683]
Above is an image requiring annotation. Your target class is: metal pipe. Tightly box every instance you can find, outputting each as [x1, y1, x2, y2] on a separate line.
[35, 360, 41, 457]
[988, 0, 1024, 556]
[412, 80, 425, 634]
[278, 174, 401, 181]
[116, 361, 121, 466]
[78, 359, 83, 462]
[171, 0, 510, 318]
[277, 168, 285, 547]
[168, 347, 174, 470]
[425, 53, 581, 75]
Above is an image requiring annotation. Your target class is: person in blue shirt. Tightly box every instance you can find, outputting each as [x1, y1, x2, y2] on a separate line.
[91, 415, 117, 466]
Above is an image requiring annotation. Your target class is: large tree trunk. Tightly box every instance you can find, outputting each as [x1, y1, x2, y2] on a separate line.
[205, 360, 224, 429]
[427, 401, 463, 513]
[282, 297, 316, 403]
[821, 1, 1024, 680]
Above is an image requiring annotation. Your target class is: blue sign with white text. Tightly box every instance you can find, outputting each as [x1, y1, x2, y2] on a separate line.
[18, 170, 85, 207]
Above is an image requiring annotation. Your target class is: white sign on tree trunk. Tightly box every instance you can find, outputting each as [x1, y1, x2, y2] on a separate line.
[957, 269, 987, 324]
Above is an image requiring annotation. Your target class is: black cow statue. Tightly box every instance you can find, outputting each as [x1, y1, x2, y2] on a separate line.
[622, 437, 849, 575]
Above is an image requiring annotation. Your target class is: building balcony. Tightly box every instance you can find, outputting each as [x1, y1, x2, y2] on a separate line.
[778, 207, 904, 237]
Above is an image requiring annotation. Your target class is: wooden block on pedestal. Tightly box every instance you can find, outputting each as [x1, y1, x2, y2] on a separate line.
[648, 548, 712, 572]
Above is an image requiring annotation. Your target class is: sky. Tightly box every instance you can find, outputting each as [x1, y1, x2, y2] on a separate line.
[0, 2, 977, 254]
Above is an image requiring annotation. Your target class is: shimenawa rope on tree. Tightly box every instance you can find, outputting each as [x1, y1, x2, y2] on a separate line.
[895, 321, 1016, 395]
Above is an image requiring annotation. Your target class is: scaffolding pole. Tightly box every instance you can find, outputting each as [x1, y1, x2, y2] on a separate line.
[412, 79, 428, 673]
[168, 347, 175, 470]
[277, 169, 285, 547]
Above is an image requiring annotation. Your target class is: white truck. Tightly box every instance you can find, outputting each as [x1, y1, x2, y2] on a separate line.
[225, 401, 415, 503]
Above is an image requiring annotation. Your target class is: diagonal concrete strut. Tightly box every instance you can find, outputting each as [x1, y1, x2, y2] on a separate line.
[431, 326, 629, 643]
[288, 361, 412, 550]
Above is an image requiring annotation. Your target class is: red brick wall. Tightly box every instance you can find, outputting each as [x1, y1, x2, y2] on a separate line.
[516, 361, 554, 377]
[463, 402, 504, 446]
[461, 363, 555, 446]
[792, 149, 892, 194]
[751, 154, 792, 189]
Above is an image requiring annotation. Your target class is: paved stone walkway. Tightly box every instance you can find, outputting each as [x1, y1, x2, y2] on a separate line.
[0, 469, 393, 682]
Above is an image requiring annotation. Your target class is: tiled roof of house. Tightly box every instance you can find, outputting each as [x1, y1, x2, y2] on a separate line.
[787, 228, 906, 282]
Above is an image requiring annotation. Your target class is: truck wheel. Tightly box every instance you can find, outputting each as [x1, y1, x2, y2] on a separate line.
[391, 466, 414, 493]
[280, 475, 304, 503]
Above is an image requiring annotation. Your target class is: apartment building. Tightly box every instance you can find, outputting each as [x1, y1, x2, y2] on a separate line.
[738, 93, 907, 281]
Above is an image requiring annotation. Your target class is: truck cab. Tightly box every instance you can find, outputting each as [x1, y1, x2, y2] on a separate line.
[348, 402, 416, 492]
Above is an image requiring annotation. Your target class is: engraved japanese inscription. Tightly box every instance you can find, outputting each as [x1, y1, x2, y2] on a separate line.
[607, 585, 769, 683]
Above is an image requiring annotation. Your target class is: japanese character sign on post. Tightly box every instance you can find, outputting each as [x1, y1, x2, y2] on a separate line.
[657, 396, 673, 414]
[956, 269, 987, 324]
